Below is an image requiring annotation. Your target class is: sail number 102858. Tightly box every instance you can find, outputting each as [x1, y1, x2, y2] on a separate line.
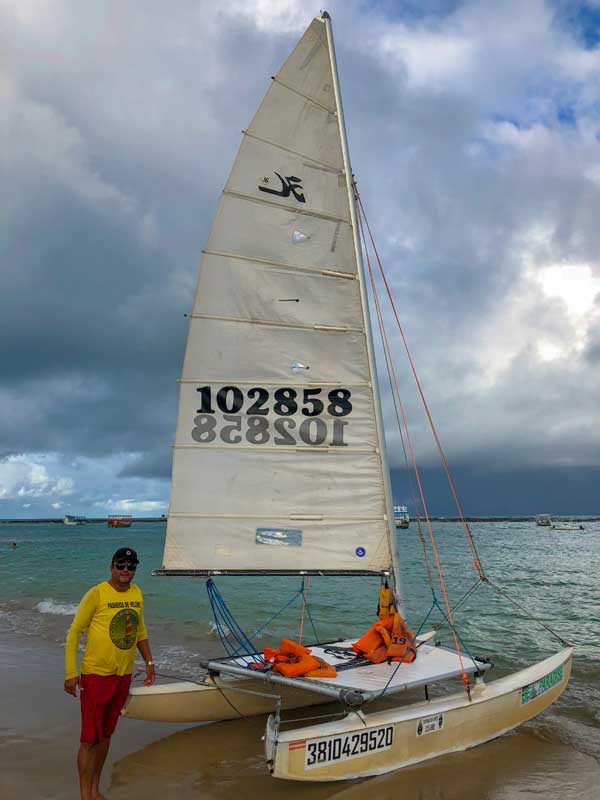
[192, 385, 353, 447]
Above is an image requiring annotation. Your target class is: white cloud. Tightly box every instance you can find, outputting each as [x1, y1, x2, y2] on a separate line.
[93, 498, 166, 513]
[0, 454, 74, 499]
[224, 0, 309, 34]
[537, 264, 600, 319]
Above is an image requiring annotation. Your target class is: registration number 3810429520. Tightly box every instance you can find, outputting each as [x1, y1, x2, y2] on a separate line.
[304, 725, 394, 768]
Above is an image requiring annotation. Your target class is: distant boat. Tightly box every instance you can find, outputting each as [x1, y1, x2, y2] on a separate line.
[107, 515, 133, 528]
[63, 515, 86, 525]
[551, 522, 585, 531]
[535, 514, 552, 526]
[394, 505, 410, 528]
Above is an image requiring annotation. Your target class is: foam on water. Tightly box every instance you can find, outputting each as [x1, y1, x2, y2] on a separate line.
[35, 598, 79, 616]
[207, 619, 231, 638]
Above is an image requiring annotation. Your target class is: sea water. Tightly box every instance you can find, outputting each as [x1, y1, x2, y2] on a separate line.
[1, 519, 600, 763]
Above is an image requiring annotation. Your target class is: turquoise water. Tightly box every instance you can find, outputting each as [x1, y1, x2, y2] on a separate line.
[1, 519, 600, 760]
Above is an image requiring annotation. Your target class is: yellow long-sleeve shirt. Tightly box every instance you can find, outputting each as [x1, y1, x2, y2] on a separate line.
[65, 581, 148, 680]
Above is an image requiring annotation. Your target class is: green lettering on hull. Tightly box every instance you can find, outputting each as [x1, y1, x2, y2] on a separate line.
[521, 665, 564, 705]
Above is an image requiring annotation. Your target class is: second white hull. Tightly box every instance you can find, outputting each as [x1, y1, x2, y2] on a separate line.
[266, 648, 572, 781]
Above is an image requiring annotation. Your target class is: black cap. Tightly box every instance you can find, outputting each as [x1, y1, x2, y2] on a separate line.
[112, 547, 139, 563]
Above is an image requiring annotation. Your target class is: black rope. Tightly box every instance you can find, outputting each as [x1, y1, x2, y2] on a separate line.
[132, 668, 284, 721]
[485, 578, 572, 648]
[278, 709, 348, 727]
[303, 598, 320, 644]
[431, 578, 483, 631]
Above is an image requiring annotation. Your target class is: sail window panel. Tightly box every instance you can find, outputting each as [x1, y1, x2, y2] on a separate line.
[169, 448, 386, 518]
[206, 195, 356, 275]
[274, 18, 335, 111]
[162, 517, 391, 573]
[246, 81, 343, 171]
[182, 318, 370, 385]
[192, 254, 362, 328]
[174, 383, 379, 449]
[225, 136, 350, 223]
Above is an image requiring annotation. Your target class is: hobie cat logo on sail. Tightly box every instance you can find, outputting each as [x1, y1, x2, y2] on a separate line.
[259, 172, 306, 203]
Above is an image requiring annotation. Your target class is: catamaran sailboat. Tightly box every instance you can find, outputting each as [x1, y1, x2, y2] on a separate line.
[123, 12, 572, 781]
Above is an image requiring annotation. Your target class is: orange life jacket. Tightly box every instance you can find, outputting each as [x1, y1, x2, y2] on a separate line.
[303, 657, 337, 679]
[351, 619, 386, 656]
[279, 638, 312, 658]
[258, 638, 336, 678]
[377, 581, 396, 619]
[352, 612, 417, 664]
[386, 613, 417, 663]
[274, 654, 321, 677]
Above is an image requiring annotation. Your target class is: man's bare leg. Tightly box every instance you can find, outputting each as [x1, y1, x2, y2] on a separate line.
[91, 736, 111, 800]
[77, 743, 97, 800]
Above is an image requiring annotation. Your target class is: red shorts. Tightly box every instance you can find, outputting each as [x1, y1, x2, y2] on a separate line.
[80, 673, 132, 744]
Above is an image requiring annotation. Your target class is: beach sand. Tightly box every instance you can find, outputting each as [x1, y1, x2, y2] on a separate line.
[0, 630, 188, 800]
[2, 630, 599, 800]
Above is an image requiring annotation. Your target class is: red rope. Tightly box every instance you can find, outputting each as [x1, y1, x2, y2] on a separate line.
[356, 190, 486, 583]
[355, 189, 471, 698]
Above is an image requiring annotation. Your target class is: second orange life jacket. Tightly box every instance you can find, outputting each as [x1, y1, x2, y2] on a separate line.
[352, 613, 417, 664]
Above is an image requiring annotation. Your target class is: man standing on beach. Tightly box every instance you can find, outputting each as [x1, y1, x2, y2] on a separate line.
[64, 547, 155, 800]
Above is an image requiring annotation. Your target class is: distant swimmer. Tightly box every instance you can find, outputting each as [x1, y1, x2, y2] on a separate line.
[11, 542, 17, 549]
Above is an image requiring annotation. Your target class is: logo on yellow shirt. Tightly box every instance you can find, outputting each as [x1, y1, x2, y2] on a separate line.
[109, 608, 139, 650]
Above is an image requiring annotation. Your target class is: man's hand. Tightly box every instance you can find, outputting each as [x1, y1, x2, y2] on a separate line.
[143, 663, 155, 687]
[64, 677, 80, 696]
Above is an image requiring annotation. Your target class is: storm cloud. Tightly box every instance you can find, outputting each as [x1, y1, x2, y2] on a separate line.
[2, 0, 600, 517]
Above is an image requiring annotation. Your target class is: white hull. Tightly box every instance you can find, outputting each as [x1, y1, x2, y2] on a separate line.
[122, 675, 330, 723]
[265, 648, 572, 781]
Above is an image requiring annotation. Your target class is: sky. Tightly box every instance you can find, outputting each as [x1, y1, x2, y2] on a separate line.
[2, 0, 600, 518]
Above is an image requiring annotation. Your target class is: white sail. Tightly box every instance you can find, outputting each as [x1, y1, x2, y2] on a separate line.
[161, 16, 395, 574]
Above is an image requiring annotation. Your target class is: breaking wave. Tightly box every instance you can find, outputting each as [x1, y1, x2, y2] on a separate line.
[35, 599, 78, 616]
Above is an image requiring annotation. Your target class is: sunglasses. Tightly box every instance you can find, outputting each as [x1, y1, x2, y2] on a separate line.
[114, 561, 138, 571]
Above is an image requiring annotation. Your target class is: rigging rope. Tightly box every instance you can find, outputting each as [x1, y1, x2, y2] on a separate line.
[206, 578, 321, 666]
[298, 575, 308, 644]
[355, 187, 472, 697]
[485, 578, 571, 647]
[354, 186, 569, 665]
[370, 234, 437, 594]
[206, 578, 265, 666]
[355, 190, 486, 584]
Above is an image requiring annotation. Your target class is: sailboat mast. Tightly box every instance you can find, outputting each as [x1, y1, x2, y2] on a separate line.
[322, 12, 403, 607]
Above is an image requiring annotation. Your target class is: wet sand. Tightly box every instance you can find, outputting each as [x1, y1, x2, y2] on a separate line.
[2, 630, 599, 800]
[0, 630, 189, 800]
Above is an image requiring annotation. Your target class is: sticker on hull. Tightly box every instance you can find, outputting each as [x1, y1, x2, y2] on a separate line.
[521, 665, 564, 705]
[416, 713, 444, 736]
